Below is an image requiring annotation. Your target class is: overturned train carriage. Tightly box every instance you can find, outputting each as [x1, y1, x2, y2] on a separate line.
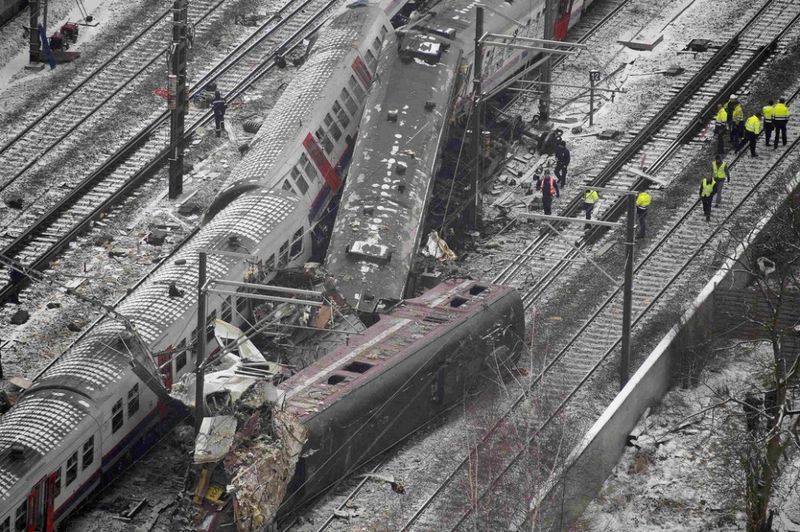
[278, 280, 524, 515]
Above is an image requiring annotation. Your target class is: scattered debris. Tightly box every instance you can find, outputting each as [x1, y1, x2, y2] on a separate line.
[112, 498, 148, 522]
[4, 196, 23, 210]
[146, 228, 168, 246]
[359, 472, 406, 494]
[597, 129, 622, 140]
[421, 230, 456, 261]
[9, 310, 30, 325]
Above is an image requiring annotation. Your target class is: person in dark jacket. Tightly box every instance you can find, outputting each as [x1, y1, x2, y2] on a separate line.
[538, 171, 560, 215]
[554, 140, 571, 187]
[212, 91, 227, 137]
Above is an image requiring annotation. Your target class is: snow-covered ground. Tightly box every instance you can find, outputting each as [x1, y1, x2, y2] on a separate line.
[581, 343, 800, 531]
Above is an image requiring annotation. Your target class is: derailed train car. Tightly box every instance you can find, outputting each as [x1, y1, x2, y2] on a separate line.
[325, 0, 597, 309]
[191, 280, 525, 528]
[0, 4, 392, 530]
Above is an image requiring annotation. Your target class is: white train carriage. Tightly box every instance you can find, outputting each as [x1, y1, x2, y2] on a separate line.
[0, 3, 392, 530]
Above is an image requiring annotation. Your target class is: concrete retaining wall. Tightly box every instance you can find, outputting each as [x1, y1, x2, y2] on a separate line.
[526, 204, 777, 531]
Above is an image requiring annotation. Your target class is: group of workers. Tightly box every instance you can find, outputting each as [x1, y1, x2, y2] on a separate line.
[713, 95, 790, 157]
[538, 93, 791, 238]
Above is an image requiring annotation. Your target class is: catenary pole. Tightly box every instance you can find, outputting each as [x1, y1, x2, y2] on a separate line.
[194, 251, 207, 433]
[620, 193, 635, 388]
[168, 0, 188, 199]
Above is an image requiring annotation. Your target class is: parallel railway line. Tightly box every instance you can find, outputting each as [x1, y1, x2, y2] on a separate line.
[0, 0, 345, 303]
[308, 0, 800, 529]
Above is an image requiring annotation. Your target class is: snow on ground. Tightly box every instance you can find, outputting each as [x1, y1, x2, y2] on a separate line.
[580, 342, 800, 531]
[0, 0, 136, 92]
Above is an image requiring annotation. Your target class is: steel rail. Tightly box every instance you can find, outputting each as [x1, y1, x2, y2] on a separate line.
[305, 5, 638, 530]
[402, 1, 799, 528]
[0, 0, 318, 191]
[0, 3, 177, 157]
[494, 0, 794, 290]
[0, 0, 338, 304]
[462, 84, 800, 532]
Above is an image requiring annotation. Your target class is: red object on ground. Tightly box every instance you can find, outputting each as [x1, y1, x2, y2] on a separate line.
[154, 88, 170, 98]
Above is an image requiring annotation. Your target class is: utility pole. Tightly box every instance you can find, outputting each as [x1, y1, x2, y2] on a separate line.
[168, 0, 189, 199]
[28, 0, 48, 64]
[589, 69, 600, 126]
[537, 0, 557, 122]
[194, 251, 207, 434]
[619, 193, 635, 389]
[471, 6, 484, 229]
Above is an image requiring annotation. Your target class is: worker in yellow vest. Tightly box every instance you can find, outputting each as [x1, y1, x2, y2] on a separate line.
[699, 176, 716, 222]
[739, 111, 762, 157]
[714, 103, 728, 154]
[583, 188, 599, 231]
[636, 191, 651, 239]
[773, 98, 790, 148]
[711, 155, 730, 206]
[727, 95, 744, 148]
[762, 100, 774, 146]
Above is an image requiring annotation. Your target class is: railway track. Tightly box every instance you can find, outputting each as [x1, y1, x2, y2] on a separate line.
[0, 0, 225, 185]
[494, 0, 800, 301]
[307, 0, 800, 530]
[0, 0, 344, 303]
[389, 2, 800, 530]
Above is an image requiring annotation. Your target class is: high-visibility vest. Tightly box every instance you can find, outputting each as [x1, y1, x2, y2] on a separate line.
[774, 102, 790, 120]
[701, 178, 716, 198]
[636, 192, 651, 208]
[715, 107, 728, 124]
[762, 105, 774, 121]
[745, 115, 762, 134]
[732, 104, 744, 123]
[712, 161, 727, 180]
[584, 190, 599, 204]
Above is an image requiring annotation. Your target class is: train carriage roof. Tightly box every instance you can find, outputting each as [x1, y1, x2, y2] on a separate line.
[210, 4, 388, 213]
[0, 389, 92, 505]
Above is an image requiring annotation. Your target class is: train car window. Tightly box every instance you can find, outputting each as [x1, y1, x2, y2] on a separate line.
[190, 328, 198, 351]
[365, 49, 377, 72]
[14, 502, 25, 532]
[290, 228, 304, 257]
[348, 76, 366, 101]
[53, 467, 62, 499]
[372, 36, 382, 53]
[278, 241, 289, 268]
[324, 114, 341, 141]
[82, 436, 94, 470]
[315, 127, 334, 153]
[295, 174, 309, 194]
[340, 88, 358, 115]
[177, 338, 190, 364]
[380, 25, 388, 39]
[176, 346, 187, 371]
[221, 295, 232, 322]
[1, 516, 9, 532]
[128, 382, 141, 417]
[206, 310, 216, 342]
[282, 179, 294, 192]
[266, 254, 275, 272]
[332, 101, 349, 128]
[299, 153, 319, 181]
[65, 452, 78, 486]
[111, 399, 123, 433]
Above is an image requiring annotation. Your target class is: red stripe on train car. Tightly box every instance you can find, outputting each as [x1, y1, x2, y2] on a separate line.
[352, 56, 372, 87]
[303, 134, 342, 192]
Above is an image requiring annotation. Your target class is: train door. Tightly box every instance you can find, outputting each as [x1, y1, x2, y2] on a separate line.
[26, 474, 55, 532]
[158, 348, 173, 391]
[553, 0, 574, 40]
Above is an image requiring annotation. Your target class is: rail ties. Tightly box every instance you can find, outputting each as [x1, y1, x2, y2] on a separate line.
[394, 2, 800, 530]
